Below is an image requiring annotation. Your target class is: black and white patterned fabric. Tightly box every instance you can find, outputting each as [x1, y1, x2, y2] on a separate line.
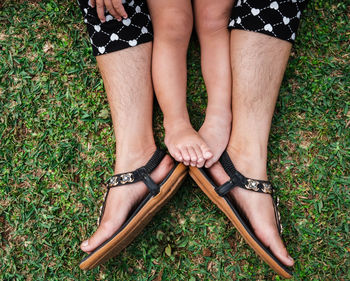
[78, 0, 308, 56]
[77, 0, 153, 56]
[228, 0, 309, 43]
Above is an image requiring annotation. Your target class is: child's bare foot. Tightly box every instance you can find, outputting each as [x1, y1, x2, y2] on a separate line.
[205, 147, 294, 267]
[199, 110, 231, 168]
[80, 149, 174, 253]
[164, 120, 212, 167]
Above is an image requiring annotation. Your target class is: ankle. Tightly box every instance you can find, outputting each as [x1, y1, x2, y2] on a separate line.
[115, 144, 157, 173]
[226, 144, 268, 180]
[205, 105, 232, 119]
[205, 110, 231, 125]
[164, 117, 192, 132]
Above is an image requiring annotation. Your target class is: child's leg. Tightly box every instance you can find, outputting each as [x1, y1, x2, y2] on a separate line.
[193, 0, 234, 168]
[147, 0, 212, 167]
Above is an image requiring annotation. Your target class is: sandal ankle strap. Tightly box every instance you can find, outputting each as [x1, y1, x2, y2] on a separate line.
[106, 148, 166, 194]
[215, 151, 274, 196]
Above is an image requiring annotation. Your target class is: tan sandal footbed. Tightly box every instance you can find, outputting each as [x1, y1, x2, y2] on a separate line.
[189, 166, 293, 279]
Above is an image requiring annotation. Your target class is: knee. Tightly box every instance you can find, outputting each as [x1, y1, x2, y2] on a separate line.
[196, 6, 231, 36]
[155, 10, 193, 43]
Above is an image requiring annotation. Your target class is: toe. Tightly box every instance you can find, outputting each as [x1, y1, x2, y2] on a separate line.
[80, 221, 116, 253]
[197, 159, 205, 168]
[254, 223, 294, 267]
[171, 147, 183, 162]
[193, 145, 205, 168]
[200, 143, 213, 160]
[80, 240, 90, 252]
[187, 146, 198, 166]
[269, 232, 294, 266]
[181, 147, 191, 166]
[204, 154, 220, 168]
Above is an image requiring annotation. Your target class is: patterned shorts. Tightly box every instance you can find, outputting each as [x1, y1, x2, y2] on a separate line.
[78, 0, 308, 56]
[228, 0, 309, 42]
[77, 0, 153, 56]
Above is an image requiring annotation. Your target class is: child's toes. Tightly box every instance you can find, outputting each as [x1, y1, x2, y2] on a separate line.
[193, 144, 205, 168]
[204, 155, 218, 168]
[200, 143, 213, 160]
[187, 146, 198, 166]
[180, 147, 191, 166]
[170, 147, 183, 162]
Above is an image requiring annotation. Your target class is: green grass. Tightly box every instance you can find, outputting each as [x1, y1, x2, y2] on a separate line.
[0, 0, 349, 280]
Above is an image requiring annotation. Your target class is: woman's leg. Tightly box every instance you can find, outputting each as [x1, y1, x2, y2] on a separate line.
[193, 0, 234, 168]
[81, 43, 174, 252]
[147, 0, 212, 167]
[209, 30, 294, 266]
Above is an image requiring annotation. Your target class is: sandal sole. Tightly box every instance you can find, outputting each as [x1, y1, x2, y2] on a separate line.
[80, 163, 188, 270]
[189, 166, 292, 279]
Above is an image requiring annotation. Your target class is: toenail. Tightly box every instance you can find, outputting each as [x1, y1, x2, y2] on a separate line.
[81, 240, 89, 247]
[204, 152, 212, 158]
[287, 255, 294, 262]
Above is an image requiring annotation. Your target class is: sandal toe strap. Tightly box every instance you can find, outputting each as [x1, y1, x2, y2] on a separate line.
[98, 149, 166, 225]
[217, 150, 283, 234]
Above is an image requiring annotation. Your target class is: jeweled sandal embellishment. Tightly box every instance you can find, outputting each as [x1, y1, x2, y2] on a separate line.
[262, 182, 272, 194]
[98, 204, 103, 226]
[97, 192, 108, 225]
[279, 215, 283, 234]
[244, 179, 272, 194]
[106, 172, 135, 188]
[245, 178, 260, 191]
[275, 196, 283, 234]
[100, 173, 136, 224]
[120, 172, 134, 184]
[107, 176, 119, 187]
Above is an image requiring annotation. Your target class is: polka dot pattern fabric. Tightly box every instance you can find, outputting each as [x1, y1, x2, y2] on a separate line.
[229, 0, 309, 43]
[77, 0, 153, 56]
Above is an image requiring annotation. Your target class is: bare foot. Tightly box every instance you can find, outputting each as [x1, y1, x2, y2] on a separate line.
[80, 152, 174, 253]
[199, 111, 231, 168]
[164, 120, 212, 167]
[206, 148, 294, 267]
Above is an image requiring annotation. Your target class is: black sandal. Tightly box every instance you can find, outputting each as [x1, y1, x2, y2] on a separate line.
[80, 148, 187, 270]
[189, 151, 292, 279]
